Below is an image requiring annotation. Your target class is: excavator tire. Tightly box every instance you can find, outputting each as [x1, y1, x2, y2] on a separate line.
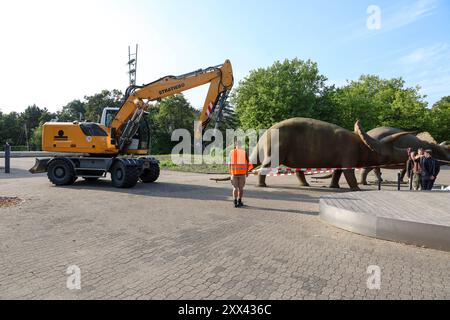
[140, 162, 160, 183]
[110, 161, 139, 188]
[47, 158, 77, 186]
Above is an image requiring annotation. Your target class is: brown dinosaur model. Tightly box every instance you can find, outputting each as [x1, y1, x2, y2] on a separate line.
[359, 127, 450, 185]
[249, 118, 410, 191]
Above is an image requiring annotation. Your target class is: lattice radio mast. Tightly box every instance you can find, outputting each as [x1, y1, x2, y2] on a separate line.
[128, 44, 138, 86]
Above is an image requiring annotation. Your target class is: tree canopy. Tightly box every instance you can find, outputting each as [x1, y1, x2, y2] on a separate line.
[232, 58, 330, 130]
[84, 89, 123, 122]
[429, 96, 450, 143]
[330, 75, 429, 131]
[58, 99, 86, 122]
[0, 105, 53, 150]
[148, 94, 198, 154]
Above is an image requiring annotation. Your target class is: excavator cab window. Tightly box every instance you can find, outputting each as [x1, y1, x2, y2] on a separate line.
[101, 108, 119, 127]
[138, 116, 150, 150]
[105, 112, 115, 127]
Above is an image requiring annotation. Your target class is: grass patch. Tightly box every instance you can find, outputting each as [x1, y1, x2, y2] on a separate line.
[154, 155, 228, 174]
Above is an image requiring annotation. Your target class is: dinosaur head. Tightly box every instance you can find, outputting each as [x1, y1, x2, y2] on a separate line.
[438, 142, 450, 161]
[354, 121, 413, 164]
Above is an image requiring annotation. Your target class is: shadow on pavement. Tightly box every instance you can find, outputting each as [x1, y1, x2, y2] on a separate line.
[265, 184, 350, 194]
[64, 179, 321, 204]
[0, 168, 44, 179]
[240, 205, 318, 216]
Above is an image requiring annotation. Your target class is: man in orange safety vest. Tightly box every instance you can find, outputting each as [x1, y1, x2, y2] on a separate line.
[229, 140, 253, 208]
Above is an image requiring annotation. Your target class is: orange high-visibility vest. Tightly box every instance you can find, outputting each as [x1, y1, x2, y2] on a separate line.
[229, 148, 253, 175]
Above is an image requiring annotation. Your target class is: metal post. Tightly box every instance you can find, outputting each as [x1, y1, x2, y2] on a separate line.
[397, 172, 401, 191]
[378, 172, 382, 191]
[24, 123, 29, 151]
[4, 143, 11, 174]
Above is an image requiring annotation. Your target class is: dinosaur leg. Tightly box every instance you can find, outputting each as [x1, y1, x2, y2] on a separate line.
[374, 167, 382, 181]
[344, 169, 361, 191]
[296, 171, 310, 187]
[257, 158, 272, 188]
[257, 173, 267, 187]
[359, 168, 371, 185]
[400, 168, 407, 182]
[329, 170, 342, 189]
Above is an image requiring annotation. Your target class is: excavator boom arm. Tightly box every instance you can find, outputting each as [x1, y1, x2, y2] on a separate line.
[111, 60, 233, 152]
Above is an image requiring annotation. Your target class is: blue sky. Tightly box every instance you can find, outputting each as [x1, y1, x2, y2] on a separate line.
[0, 0, 448, 113]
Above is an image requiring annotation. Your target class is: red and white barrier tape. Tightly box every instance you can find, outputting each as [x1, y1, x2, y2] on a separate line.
[250, 163, 405, 177]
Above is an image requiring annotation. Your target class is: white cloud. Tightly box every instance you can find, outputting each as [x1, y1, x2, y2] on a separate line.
[345, 0, 440, 41]
[396, 43, 450, 104]
[382, 0, 439, 31]
[399, 43, 449, 65]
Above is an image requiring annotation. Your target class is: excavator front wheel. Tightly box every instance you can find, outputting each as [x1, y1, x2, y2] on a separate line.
[47, 158, 77, 186]
[140, 162, 160, 183]
[110, 161, 139, 188]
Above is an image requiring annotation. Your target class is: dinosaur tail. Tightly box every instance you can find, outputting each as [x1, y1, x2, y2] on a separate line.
[249, 144, 262, 171]
[311, 173, 333, 180]
[210, 177, 231, 182]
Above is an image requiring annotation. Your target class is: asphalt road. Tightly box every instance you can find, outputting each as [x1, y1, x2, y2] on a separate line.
[0, 158, 449, 299]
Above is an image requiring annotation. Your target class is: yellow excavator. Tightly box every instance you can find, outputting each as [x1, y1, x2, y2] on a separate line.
[30, 60, 234, 188]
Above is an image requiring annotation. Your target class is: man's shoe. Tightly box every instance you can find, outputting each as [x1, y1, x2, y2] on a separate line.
[238, 199, 244, 207]
[234, 200, 239, 208]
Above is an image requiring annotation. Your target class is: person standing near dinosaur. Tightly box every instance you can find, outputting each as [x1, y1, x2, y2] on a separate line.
[407, 149, 420, 191]
[421, 150, 441, 191]
[408, 148, 425, 191]
[229, 140, 253, 208]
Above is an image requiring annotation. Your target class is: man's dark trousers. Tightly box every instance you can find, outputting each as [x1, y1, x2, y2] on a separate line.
[421, 157, 440, 191]
[422, 178, 434, 190]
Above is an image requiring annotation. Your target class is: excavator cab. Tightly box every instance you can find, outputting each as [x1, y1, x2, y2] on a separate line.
[100, 107, 150, 154]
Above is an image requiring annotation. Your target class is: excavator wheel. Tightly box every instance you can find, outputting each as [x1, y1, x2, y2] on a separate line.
[140, 162, 160, 183]
[47, 158, 77, 186]
[110, 161, 139, 188]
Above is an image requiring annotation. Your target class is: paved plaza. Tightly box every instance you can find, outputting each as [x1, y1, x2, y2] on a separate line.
[0, 158, 449, 299]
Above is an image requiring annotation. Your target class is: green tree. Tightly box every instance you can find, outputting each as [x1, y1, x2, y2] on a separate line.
[20, 105, 47, 139]
[387, 87, 429, 130]
[149, 94, 197, 154]
[146, 103, 160, 154]
[330, 75, 428, 131]
[30, 126, 43, 150]
[209, 99, 238, 132]
[38, 109, 56, 124]
[0, 111, 23, 146]
[429, 96, 450, 142]
[58, 99, 86, 121]
[84, 89, 123, 122]
[14, 105, 57, 149]
[232, 58, 330, 130]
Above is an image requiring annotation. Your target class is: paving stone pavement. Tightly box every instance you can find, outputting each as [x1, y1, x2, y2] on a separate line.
[0, 158, 449, 300]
